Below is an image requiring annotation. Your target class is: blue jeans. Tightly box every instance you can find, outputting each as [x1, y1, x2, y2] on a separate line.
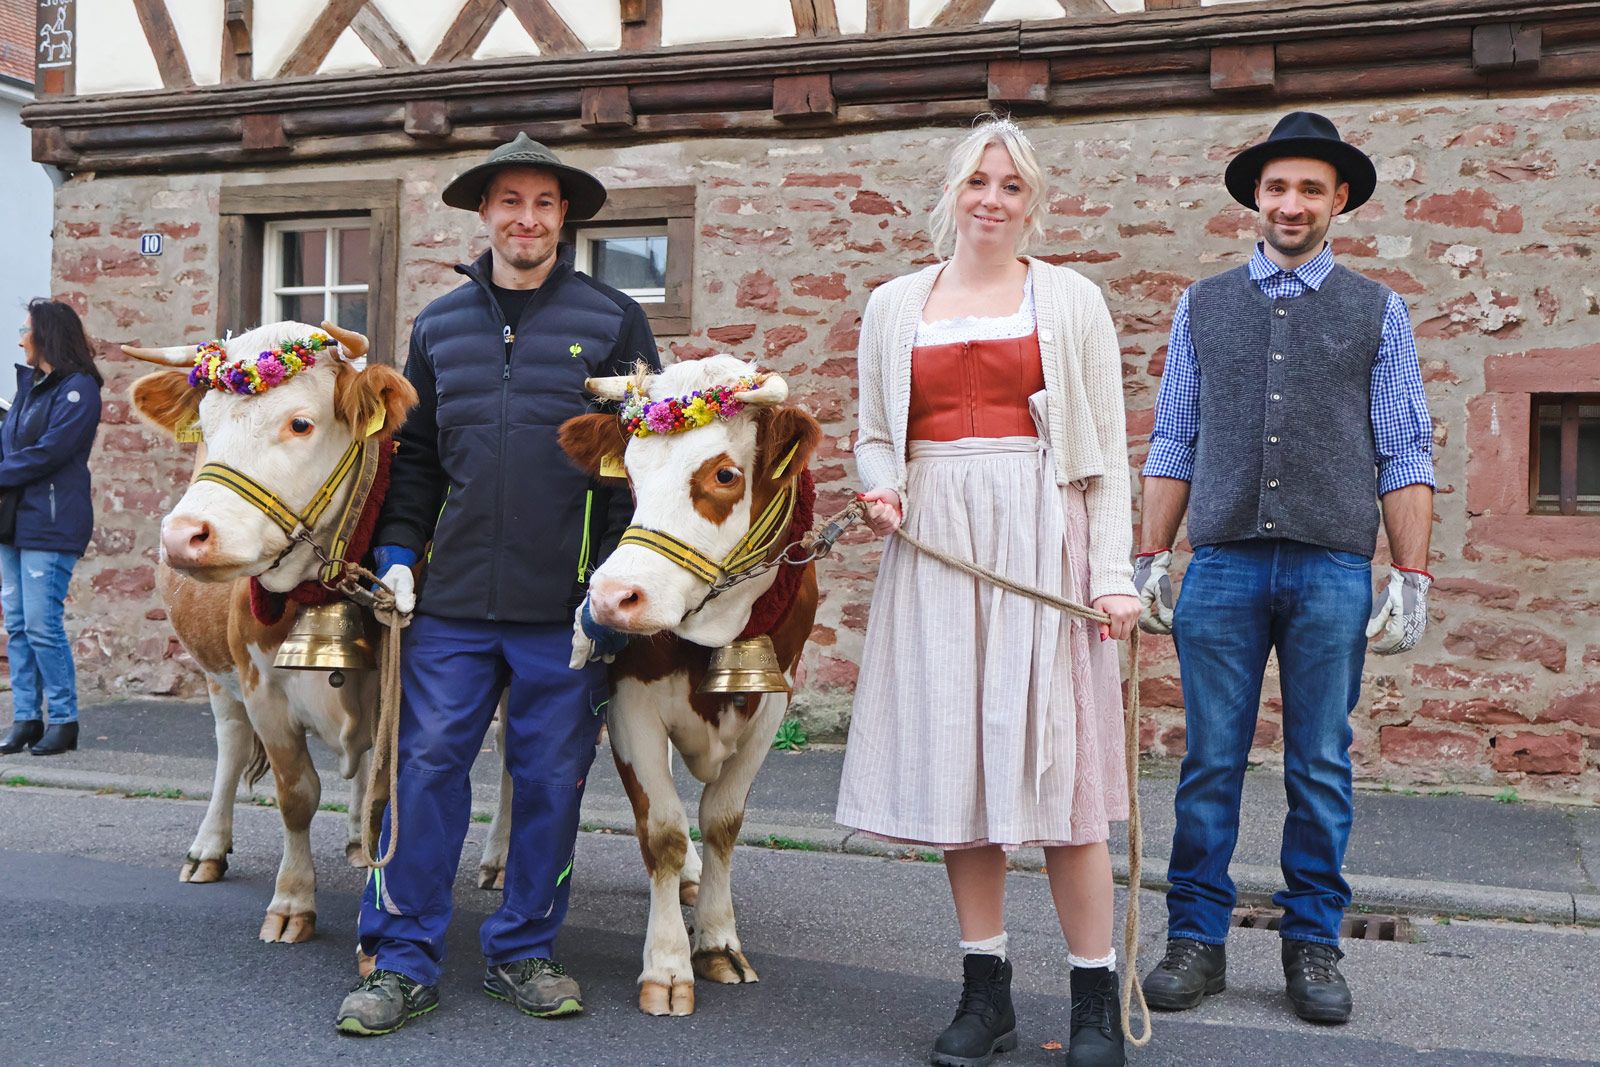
[1166, 539, 1371, 947]
[357, 613, 608, 986]
[0, 545, 81, 725]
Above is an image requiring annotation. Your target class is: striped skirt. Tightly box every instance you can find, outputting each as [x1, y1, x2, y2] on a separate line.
[835, 434, 1129, 849]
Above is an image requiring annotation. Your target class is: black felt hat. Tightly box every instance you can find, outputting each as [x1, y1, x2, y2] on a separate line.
[441, 133, 608, 220]
[1224, 111, 1377, 215]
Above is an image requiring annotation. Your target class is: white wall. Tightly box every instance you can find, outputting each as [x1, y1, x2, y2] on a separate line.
[0, 87, 57, 403]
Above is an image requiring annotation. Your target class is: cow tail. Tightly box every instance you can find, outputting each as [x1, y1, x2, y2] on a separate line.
[244, 732, 271, 789]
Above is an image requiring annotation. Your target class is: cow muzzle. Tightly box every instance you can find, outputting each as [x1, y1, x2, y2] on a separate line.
[160, 511, 259, 578]
[587, 574, 659, 633]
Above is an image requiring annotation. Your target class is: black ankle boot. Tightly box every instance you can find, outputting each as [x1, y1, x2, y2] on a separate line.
[1141, 937, 1226, 1011]
[1282, 939, 1351, 1024]
[30, 721, 78, 756]
[1067, 967, 1124, 1067]
[931, 954, 1017, 1067]
[0, 720, 44, 755]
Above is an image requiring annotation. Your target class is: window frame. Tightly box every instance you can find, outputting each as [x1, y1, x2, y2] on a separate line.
[566, 185, 695, 336]
[1528, 392, 1600, 516]
[218, 180, 401, 366]
[261, 217, 374, 333]
[574, 223, 670, 305]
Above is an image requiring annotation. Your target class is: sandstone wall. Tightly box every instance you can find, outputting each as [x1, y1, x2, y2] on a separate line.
[38, 89, 1600, 796]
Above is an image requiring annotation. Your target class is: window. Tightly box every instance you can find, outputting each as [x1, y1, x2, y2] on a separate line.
[567, 186, 695, 336]
[576, 225, 668, 304]
[1530, 395, 1600, 515]
[262, 219, 372, 335]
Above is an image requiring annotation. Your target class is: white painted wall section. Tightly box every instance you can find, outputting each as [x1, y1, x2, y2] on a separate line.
[0, 95, 53, 404]
[836, 0, 868, 34]
[370, 0, 460, 62]
[985, 0, 1066, 20]
[318, 27, 381, 75]
[255, 0, 326, 79]
[662, 0, 795, 47]
[76, 3, 162, 94]
[474, 10, 540, 61]
[168, 0, 224, 85]
[552, 0, 622, 51]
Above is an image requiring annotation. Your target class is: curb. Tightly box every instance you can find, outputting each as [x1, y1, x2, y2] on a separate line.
[7, 765, 1596, 927]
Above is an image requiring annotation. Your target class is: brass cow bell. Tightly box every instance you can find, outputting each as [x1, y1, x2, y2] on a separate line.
[697, 635, 789, 701]
[274, 601, 377, 688]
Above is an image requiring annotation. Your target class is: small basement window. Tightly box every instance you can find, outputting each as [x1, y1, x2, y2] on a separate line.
[576, 225, 669, 304]
[563, 185, 694, 336]
[1530, 394, 1600, 515]
[262, 217, 372, 334]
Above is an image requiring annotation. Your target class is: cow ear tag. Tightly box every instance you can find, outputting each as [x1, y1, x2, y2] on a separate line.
[364, 409, 386, 438]
[599, 453, 627, 479]
[770, 441, 800, 481]
[174, 414, 204, 444]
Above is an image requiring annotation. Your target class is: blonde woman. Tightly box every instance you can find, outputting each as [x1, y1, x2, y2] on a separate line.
[836, 117, 1140, 1067]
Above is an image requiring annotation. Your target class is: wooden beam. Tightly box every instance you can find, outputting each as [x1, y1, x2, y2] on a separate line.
[132, 0, 194, 89]
[866, 0, 909, 33]
[222, 0, 252, 83]
[988, 58, 1050, 104]
[1472, 22, 1542, 70]
[791, 0, 841, 37]
[1058, 0, 1114, 13]
[773, 73, 836, 119]
[31, 125, 74, 167]
[276, 0, 368, 78]
[622, 0, 662, 49]
[352, 4, 417, 68]
[503, 0, 587, 55]
[1210, 43, 1275, 91]
[932, 0, 997, 28]
[581, 85, 635, 128]
[431, 0, 503, 64]
[241, 113, 287, 151]
[404, 100, 452, 138]
[1144, 0, 1200, 8]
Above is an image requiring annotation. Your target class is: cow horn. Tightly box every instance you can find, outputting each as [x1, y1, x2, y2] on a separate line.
[319, 321, 368, 361]
[734, 373, 788, 406]
[584, 375, 634, 401]
[120, 343, 197, 367]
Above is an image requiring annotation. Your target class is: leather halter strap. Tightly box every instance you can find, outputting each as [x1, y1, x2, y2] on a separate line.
[618, 476, 799, 589]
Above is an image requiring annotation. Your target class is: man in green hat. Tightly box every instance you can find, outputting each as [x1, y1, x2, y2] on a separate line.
[336, 134, 660, 1036]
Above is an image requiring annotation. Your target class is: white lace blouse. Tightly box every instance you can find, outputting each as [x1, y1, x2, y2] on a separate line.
[914, 276, 1037, 347]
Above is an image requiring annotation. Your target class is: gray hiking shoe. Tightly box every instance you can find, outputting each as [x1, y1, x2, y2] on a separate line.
[484, 957, 584, 1018]
[335, 968, 440, 1036]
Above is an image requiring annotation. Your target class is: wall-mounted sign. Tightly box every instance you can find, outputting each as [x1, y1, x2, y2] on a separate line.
[37, 1, 74, 70]
[139, 233, 163, 257]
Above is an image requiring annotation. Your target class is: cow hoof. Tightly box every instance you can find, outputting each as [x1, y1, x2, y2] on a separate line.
[478, 866, 505, 891]
[356, 949, 377, 978]
[692, 947, 759, 985]
[679, 881, 699, 907]
[345, 842, 370, 869]
[180, 854, 227, 883]
[639, 979, 695, 1016]
[258, 911, 317, 944]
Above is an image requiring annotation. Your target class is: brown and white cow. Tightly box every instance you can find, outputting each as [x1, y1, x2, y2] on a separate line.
[126, 321, 414, 943]
[558, 355, 822, 1016]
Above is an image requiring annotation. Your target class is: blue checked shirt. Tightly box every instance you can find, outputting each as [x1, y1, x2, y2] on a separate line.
[1144, 243, 1435, 496]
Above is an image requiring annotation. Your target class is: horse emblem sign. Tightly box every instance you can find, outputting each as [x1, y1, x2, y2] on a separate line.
[37, 1, 74, 69]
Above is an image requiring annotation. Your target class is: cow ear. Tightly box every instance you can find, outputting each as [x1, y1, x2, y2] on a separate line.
[334, 363, 418, 439]
[130, 370, 202, 440]
[755, 405, 821, 483]
[559, 412, 627, 479]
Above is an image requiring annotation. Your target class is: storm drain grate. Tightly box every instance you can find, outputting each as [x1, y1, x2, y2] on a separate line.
[1229, 907, 1412, 942]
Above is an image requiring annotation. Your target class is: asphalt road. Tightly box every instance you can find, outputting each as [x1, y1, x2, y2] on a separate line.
[0, 786, 1596, 1067]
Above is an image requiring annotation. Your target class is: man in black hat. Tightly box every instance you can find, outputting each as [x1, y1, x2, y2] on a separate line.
[1134, 112, 1435, 1024]
[336, 133, 660, 1036]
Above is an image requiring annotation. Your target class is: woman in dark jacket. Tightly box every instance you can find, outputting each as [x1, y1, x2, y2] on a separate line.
[0, 299, 102, 757]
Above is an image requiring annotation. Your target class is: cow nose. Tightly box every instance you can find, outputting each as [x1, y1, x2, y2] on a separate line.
[589, 577, 648, 630]
[162, 515, 216, 567]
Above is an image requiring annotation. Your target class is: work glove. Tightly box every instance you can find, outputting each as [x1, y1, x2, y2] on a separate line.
[569, 598, 628, 670]
[1366, 565, 1432, 655]
[1134, 549, 1175, 635]
[371, 545, 417, 615]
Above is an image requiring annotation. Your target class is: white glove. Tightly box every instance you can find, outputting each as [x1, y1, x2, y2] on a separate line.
[569, 603, 596, 670]
[1134, 549, 1175, 635]
[569, 599, 627, 669]
[1366, 566, 1431, 655]
[378, 563, 415, 615]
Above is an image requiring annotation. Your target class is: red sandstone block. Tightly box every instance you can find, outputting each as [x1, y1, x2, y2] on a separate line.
[1535, 684, 1600, 730]
[823, 312, 861, 353]
[1416, 697, 1529, 725]
[791, 273, 849, 301]
[1490, 731, 1584, 776]
[763, 325, 808, 359]
[89, 565, 156, 597]
[849, 191, 903, 217]
[782, 172, 862, 188]
[1331, 236, 1379, 257]
[735, 270, 779, 312]
[1404, 188, 1523, 233]
[1429, 577, 1519, 609]
[1446, 123, 1519, 149]
[1108, 271, 1191, 306]
[1048, 194, 1111, 217]
[1483, 344, 1600, 393]
[1585, 646, 1600, 668]
[1442, 618, 1566, 672]
[1138, 674, 1184, 707]
[1362, 267, 1425, 295]
[1379, 725, 1482, 766]
[707, 324, 757, 344]
[1411, 663, 1533, 693]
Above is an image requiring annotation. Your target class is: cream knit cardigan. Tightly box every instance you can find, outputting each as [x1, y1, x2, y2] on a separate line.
[854, 257, 1137, 602]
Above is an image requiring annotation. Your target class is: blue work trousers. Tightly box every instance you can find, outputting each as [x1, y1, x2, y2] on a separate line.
[357, 613, 607, 985]
[1165, 539, 1371, 947]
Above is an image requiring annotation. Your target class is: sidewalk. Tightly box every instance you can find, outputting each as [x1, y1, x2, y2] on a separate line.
[5, 699, 1598, 925]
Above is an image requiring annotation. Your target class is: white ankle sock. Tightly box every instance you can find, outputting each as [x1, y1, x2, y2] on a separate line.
[960, 932, 1009, 961]
[1068, 950, 1116, 971]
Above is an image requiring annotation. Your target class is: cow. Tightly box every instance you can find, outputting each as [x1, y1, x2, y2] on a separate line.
[125, 321, 414, 943]
[557, 355, 822, 1016]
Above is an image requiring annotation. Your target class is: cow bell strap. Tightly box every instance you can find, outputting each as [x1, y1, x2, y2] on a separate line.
[194, 437, 365, 547]
[619, 479, 798, 587]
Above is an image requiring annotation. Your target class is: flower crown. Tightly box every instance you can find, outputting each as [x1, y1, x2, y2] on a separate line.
[189, 332, 332, 395]
[620, 377, 756, 438]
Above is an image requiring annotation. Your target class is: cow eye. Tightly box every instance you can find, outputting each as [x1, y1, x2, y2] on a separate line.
[290, 418, 313, 436]
[715, 467, 741, 486]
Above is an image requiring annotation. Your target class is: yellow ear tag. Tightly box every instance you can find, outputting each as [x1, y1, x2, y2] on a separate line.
[599, 453, 627, 479]
[770, 441, 800, 481]
[174, 415, 203, 444]
[364, 409, 386, 438]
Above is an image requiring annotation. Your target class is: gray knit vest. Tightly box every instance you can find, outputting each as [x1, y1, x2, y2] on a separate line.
[1186, 263, 1390, 557]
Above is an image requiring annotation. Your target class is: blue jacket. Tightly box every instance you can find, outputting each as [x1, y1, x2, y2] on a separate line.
[376, 248, 661, 623]
[0, 365, 102, 556]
